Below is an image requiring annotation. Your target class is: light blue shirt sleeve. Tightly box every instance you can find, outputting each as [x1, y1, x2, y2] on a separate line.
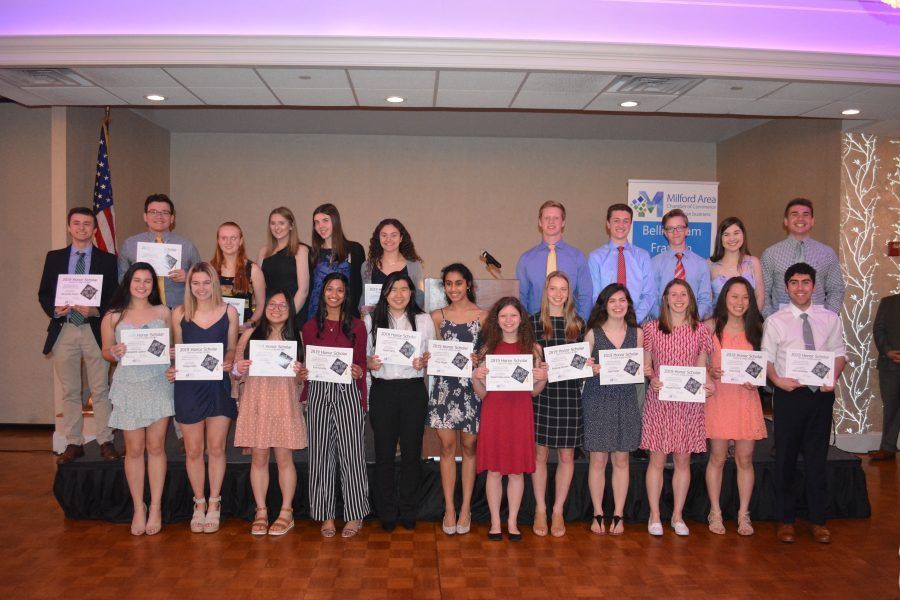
[634, 248, 656, 324]
[515, 252, 536, 315]
[572, 249, 594, 320]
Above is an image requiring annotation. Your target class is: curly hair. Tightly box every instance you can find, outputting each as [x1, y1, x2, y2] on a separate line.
[366, 218, 422, 270]
[478, 296, 540, 362]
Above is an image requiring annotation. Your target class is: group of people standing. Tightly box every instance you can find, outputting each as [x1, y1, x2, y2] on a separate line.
[38, 191, 895, 545]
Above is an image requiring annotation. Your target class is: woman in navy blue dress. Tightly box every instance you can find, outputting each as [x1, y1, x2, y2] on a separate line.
[167, 263, 239, 534]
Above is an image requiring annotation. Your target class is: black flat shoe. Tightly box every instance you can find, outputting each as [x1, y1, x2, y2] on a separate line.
[381, 520, 396, 533]
[400, 519, 416, 531]
[487, 531, 502, 541]
[508, 531, 522, 542]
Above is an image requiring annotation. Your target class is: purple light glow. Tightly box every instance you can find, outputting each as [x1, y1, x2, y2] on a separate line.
[0, 0, 898, 57]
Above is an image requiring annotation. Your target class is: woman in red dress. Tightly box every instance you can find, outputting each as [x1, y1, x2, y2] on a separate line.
[473, 297, 548, 542]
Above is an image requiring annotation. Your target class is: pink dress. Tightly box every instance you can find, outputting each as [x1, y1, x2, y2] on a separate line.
[234, 376, 308, 450]
[641, 321, 713, 453]
[706, 331, 767, 441]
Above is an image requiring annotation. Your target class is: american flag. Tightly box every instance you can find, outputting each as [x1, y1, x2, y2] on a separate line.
[92, 116, 116, 254]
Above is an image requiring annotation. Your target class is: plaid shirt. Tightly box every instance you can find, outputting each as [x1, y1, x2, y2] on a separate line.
[760, 237, 844, 317]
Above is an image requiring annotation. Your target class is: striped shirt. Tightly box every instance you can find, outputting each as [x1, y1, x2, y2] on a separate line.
[760, 237, 845, 317]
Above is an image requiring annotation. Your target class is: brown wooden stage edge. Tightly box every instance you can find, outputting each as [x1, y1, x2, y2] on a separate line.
[0, 427, 895, 599]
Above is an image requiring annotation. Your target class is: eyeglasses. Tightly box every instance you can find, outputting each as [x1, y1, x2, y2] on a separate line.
[664, 225, 688, 233]
[267, 302, 289, 310]
[146, 210, 172, 217]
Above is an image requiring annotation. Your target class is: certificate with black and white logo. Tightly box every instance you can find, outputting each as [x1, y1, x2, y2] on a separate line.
[222, 297, 247, 326]
[136, 242, 182, 276]
[721, 349, 766, 386]
[306, 345, 354, 384]
[175, 343, 223, 381]
[658, 366, 706, 402]
[544, 342, 592, 383]
[485, 354, 533, 392]
[597, 347, 644, 385]
[427, 340, 474, 378]
[55, 274, 103, 307]
[248, 340, 297, 377]
[374, 328, 422, 366]
[363, 284, 383, 307]
[786, 349, 836, 387]
[120, 328, 170, 366]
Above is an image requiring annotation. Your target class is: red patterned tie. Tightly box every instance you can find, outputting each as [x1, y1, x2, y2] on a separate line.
[674, 252, 686, 280]
[617, 246, 627, 286]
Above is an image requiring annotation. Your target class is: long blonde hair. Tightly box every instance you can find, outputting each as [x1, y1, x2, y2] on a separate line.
[182, 262, 224, 322]
[264, 207, 300, 258]
[538, 271, 583, 342]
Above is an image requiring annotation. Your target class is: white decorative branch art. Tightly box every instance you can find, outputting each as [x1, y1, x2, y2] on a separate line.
[888, 140, 900, 295]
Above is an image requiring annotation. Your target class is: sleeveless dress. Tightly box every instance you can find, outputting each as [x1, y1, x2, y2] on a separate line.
[307, 249, 352, 318]
[427, 315, 482, 434]
[174, 311, 237, 424]
[261, 246, 309, 326]
[711, 257, 757, 305]
[219, 261, 254, 324]
[475, 341, 536, 475]
[108, 318, 174, 431]
[640, 320, 713, 453]
[581, 326, 642, 452]
[706, 331, 767, 440]
[531, 314, 583, 448]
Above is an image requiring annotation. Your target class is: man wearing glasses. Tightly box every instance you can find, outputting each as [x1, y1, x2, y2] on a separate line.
[118, 194, 201, 307]
[649, 208, 713, 320]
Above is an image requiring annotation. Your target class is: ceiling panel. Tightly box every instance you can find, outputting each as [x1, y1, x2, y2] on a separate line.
[438, 70, 525, 91]
[354, 88, 433, 107]
[256, 68, 350, 89]
[685, 78, 786, 99]
[585, 93, 677, 112]
[436, 90, 516, 108]
[20, 86, 126, 105]
[801, 101, 900, 120]
[272, 88, 356, 106]
[734, 98, 828, 116]
[520, 73, 616, 94]
[165, 67, 265, 88]
[348, 69, 435, 90]
[843, 85, 900, 104]
[657, 96, 748, 114]
[104, 86, 202, 105]
[188, 87, 279, 105]
[765, 82, 867, 101]
[74, 67, 178, 87]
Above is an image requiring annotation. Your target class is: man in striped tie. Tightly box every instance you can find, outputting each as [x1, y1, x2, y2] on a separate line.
[762, 262, 846, 544]
[38, 207, 120, 464]
[649, 208, 713, 320]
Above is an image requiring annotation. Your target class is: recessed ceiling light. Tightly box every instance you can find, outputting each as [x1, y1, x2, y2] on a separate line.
[619, 100, 639, 108]
[145, 94, 166, 102]
[386, 96, 405, 103]
[841, 108, 861, 116]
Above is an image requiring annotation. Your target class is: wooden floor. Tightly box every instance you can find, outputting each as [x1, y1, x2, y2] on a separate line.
[1, 428, 897, 599]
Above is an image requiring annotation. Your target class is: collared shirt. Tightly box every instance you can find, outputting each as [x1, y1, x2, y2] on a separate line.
[118, 230, 201, 308]
[364, 312, 435, 380]
[516, 238, 593, 319]
[588, 241, 655, 324]
[649, 249, 713, 320]
[760, 236, 845, 317]
[68, 244, 93, 274]
[762, 303, 846, 378]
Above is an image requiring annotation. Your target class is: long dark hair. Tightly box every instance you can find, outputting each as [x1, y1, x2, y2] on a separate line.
[245, 290, 302, 360]
[369, 272, 423, 344]
[478, 296, 539, 360]
[658, 278, 700, 334]
[366, 218, 422, 270]
[315, 272, 355, 343]
[710, 216, 751, 263]
[586, 283, 638, 330]
[441, 262, 476, 304]
[712, 277, 763, 351]
[310, 203, 350, 265]
[107, 262, 162, 314]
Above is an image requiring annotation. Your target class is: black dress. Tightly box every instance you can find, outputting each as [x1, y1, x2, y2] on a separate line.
[261, 246, 309, 327]
[219, 261, 254, 324]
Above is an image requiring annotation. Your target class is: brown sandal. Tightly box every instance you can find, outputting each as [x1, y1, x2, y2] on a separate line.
[268, 508, 294, 536]
[251, 507, 268, 536]
[532, 510, 548, 537]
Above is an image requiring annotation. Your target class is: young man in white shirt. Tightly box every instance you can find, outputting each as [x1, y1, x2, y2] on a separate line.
[762, 262, 846, 544]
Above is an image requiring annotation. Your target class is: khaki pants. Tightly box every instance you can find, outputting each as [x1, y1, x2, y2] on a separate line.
[51, 323, 113, 445]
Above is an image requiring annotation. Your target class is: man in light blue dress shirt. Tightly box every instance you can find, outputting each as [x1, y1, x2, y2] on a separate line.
[516, 201, 593, 319]
[649, 208, 713, 320]
[588, 203, 655, 323]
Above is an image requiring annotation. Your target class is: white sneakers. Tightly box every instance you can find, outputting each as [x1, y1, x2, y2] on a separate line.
[647, 518, 691, 536]
[647, 520, 664, 536]
[671, 519, 690, 536]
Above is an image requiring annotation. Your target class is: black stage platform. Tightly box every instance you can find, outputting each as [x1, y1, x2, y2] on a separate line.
[54, 421, 871, 525]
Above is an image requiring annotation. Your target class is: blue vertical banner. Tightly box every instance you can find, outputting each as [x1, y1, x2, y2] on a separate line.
[627, 179, 719, 259]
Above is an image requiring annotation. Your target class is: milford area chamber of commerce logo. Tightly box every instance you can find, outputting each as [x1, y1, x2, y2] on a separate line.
[630, 191, 664, 217]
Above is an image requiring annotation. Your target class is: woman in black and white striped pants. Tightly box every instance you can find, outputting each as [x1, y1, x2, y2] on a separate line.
[301, 272, 370, 538]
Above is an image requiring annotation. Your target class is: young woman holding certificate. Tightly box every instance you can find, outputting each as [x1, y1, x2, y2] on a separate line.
[308, 204, 366, 319]
[211, 221, 266, 331]
[365, 272, 434, 531]
[427, 263, 488, 536]
[101, 263, 173, 536]
[301, 272, 369, 538]
[529, 271, 585, 538]
[233, 290, 308, 536]
[167, 263, 239, 534]
[642, 279, 714, 537]
[257, 207, 310, 327]
[360, 218, 425, 313]
[581, 283, 644, 536]
[473, 297, 548, 542]
[704, 277, 767, 536]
